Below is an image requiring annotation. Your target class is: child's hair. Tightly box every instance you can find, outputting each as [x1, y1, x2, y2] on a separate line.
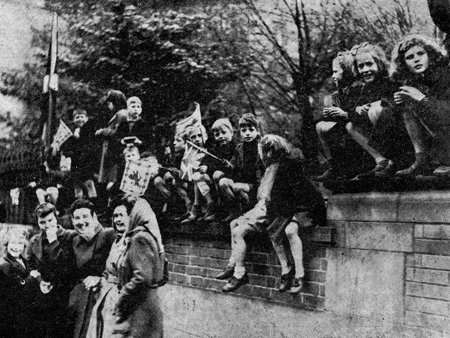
[68, 198, 95, 216]
[185, 124, 208, 142]
[2, 228, 29, 257]
[259, 134, 293, 164]
[334, 50, 356, 87]
[351, 42, 389, 78]
[35, 202, 57, 220]
[73, 109, 88, 118]
[106, 90, 127, 110]
[390, 34, 447, 80]
[212, 118, 233, 133]
[127, 96, 142, 106]
[238, 113, 259, 129]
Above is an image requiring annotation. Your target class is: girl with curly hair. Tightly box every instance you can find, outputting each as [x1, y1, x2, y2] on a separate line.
[391, 34, 450, 176]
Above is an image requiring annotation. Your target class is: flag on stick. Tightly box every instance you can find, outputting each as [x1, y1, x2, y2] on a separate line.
[51, 120, 73, 150]
[42, 12, 59, 148]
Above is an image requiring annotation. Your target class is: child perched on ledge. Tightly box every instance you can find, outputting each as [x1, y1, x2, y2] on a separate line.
[218, 113, 264, 222]
[218, 135, 326, 293]
[191, 118, 236, 222]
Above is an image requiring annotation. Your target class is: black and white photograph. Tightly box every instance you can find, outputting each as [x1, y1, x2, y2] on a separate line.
[0, 0, 449, 337]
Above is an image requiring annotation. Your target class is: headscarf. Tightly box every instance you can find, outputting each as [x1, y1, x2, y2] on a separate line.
[125, 197, 164, 253]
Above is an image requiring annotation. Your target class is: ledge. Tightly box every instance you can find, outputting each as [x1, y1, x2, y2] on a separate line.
[328, 190, 450, 223]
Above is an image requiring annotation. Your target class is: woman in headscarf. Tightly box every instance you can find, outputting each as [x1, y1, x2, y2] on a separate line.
[86, 195, 134, 338]
[93, 196, 166, 338]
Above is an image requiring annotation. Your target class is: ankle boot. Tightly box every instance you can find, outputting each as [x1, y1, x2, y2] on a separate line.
[396, 152, 433, 176]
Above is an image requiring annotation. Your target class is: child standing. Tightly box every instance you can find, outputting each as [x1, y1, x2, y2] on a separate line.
[390, 34, 450, 176]
[218, 113, 264, 223]
[115, 96, 153, 154]
[218, 135, 326, 293]
[63, 109, 99, 199]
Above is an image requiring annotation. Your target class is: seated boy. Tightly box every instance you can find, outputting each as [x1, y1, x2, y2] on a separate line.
[180, 125, 208, 224]
[153, 135, 192, 220]
[191, 118, 236, 222]
[218, 113, 264, 222]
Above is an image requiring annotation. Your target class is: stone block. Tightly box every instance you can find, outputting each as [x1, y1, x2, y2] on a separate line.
[405, 296, 449, 316]
[398, 191, 450, 223]
[328, 192, 399, 222]
[423, 224, 450, 240]
[406, 268, 449, 285]
[406, 254, 450, 271]
[342, 222, 413, 252]
[404, 311, 450, 333]
[414, 239, 450, 255]
[406, 282, 450, 301]
[325, 248, 405, 321]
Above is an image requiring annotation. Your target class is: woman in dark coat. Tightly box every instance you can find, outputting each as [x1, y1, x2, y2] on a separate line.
[115, 195, 165, 338]
[67, 199, 116, 338]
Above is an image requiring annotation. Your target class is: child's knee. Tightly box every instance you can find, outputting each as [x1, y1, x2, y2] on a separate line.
[154, 176, 165, 187]
[285, 221, 299, 239]
[163, 172, 174, 182]
[219, 178, 232, 189]
[192, 172, 202, 182]
[213, 171, 225, 182]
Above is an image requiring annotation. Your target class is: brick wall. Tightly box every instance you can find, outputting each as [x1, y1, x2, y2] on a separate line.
[404, 224, 450, 336]
[162, 224, 334, 311]
[327, 191, 450, 337]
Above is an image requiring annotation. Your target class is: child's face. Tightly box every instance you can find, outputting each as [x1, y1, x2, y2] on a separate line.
[74, 113, 88, 128]
[173, 137, 185, 152]
[125, 149, 140, 162]
[405, 45, 429, 75]
[356, 52, 379, 84]
[240, 125, 259, 143]
[189, 129, 204, 147]
[40, 280, 53, 294]
[113, 205, 130, 234]
[128, 102, 142, 120]
[332, 59, 344, 86]
[7, 237, 25, 258]
[38, 212, 58, 232]
[213, 127, 233, 146]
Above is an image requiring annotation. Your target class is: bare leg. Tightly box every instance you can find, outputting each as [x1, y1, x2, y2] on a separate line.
[285, 222, 304, 278]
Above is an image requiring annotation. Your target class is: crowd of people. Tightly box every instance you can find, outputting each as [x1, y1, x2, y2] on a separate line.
[315, 34, 450, 181]
[1, 32, 449, 337]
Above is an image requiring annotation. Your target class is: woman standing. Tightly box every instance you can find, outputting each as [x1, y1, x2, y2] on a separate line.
[86, 196, 134, 338]
[116, 195, 165, 338]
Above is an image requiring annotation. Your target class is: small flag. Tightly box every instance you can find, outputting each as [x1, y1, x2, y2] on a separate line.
[51, 120, 73, 149]
[120, 159, 158, 196]
[180, 143, 205, 181]
[174, 102, 207, 141]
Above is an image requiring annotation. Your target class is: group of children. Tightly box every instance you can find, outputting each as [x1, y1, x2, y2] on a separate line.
[315, 34, 450, 181]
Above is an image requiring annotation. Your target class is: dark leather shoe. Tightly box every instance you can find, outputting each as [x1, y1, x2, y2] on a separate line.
[216, 266, 234, 280]
[222, 274, 249, 292]
[287, 277, 303, 294]
[355, 159, 390, 180]
[279, 269, 295, 293]
[375, 161, 396, 178]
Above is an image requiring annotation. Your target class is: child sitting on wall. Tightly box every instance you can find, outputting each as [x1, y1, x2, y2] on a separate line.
[218, 135, 326, 294]
[218, 113, 264, 223]
[190, 118, 237, 222]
